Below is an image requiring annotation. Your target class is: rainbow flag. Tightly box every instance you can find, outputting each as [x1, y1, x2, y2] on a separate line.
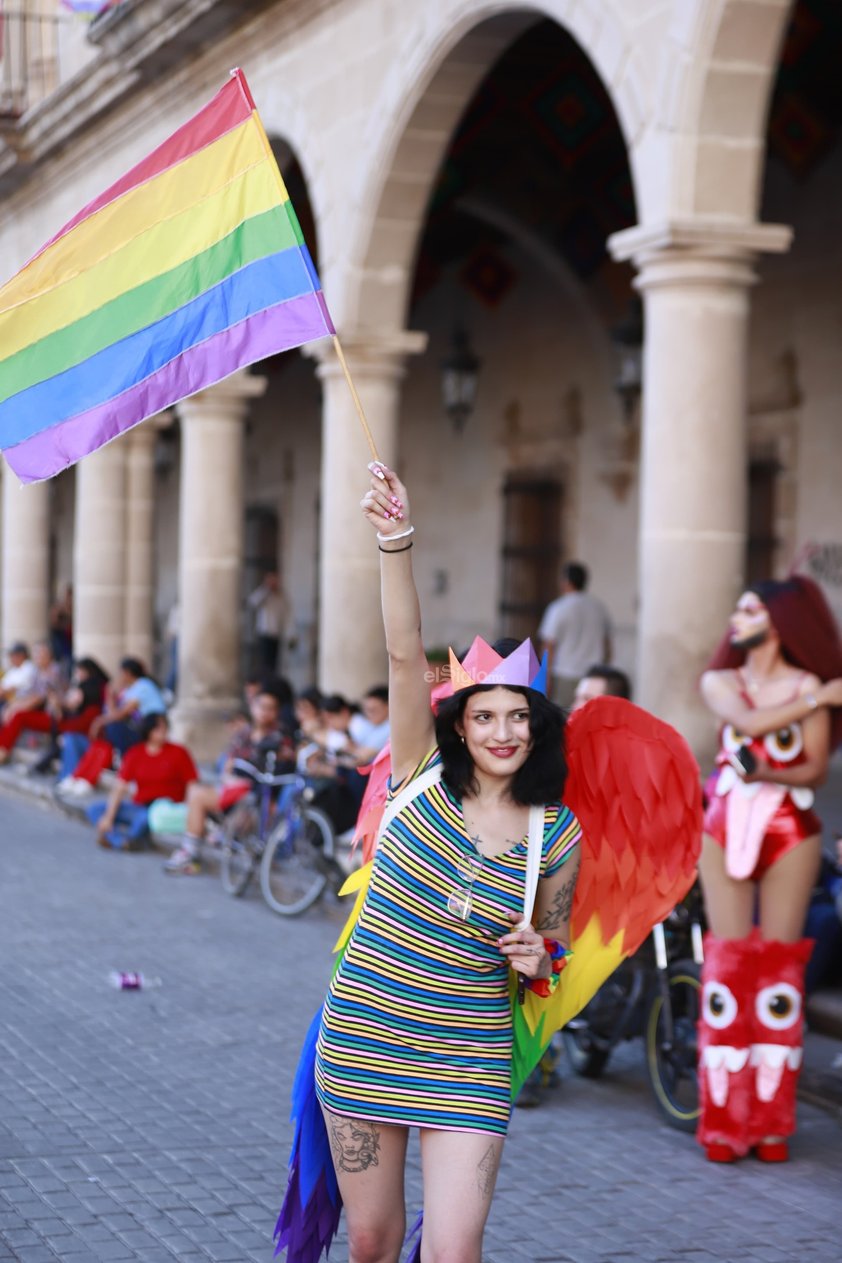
[0, 69, 335, 483]
[60, 1, 125, 19]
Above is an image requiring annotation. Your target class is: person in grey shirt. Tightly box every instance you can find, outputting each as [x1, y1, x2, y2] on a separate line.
[538, 562, 612, 710]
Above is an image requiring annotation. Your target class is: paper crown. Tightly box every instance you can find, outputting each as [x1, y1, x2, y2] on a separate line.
[446, 636, 548, 697]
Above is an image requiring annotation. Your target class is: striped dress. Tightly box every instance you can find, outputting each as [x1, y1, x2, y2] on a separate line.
[314, 749, 582, 1134]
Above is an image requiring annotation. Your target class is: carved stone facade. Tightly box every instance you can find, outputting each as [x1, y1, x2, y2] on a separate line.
[0, 0, 837, 758]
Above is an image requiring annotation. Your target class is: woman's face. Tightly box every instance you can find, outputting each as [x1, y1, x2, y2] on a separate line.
[729, 591, 772, 650]
[456, 687, 532, 779]
[295, 698, 319, 725]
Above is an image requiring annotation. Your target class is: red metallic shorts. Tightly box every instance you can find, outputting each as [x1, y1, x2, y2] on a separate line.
[703, 780, 820, 881]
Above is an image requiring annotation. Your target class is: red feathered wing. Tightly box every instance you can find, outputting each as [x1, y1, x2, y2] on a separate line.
[565, 696, 702, 955]
[510, 696, 703, 1091]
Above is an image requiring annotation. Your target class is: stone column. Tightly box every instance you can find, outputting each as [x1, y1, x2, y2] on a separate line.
[171, 371, 267, 759]
[73, 440, 128, 676]
[311, 331, 427, 698]
[609, 222, 791, 757]
[1, 458, 50, 650]
[123, 421, 161, 672]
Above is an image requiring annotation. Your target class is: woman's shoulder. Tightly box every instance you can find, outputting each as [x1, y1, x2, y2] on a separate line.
[544, 801, 582, 842]
[386, 746, 442, 800]
[794, 669, 822, 694]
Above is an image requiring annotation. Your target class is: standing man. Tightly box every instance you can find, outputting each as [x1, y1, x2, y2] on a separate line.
[248, 571, 290, 674]
[538, 562, 612, 710]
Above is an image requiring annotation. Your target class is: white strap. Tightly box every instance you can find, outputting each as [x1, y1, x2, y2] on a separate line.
[378, 763, 545, 930]
[517, 804, 546, 930]
[376, 762, 443, 843]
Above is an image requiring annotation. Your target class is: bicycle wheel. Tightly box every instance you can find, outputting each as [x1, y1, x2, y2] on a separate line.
[645, 958, 701, 1131]
[219, 798, 261, 897]
[260, 805, 336, 917]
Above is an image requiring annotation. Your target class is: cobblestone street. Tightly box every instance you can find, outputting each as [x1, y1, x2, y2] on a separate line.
[0, 790, 840, 1263]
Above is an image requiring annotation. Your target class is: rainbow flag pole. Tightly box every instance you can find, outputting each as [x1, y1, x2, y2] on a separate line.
[0, 68, 379, 483]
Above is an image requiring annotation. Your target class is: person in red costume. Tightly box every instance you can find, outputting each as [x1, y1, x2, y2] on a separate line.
[698, 576, 842, 1162]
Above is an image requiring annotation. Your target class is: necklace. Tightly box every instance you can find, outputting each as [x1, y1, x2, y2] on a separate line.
[742, 665, 786, 694]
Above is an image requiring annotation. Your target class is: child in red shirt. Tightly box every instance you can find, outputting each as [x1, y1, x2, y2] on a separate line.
[86, 712, 198, 849]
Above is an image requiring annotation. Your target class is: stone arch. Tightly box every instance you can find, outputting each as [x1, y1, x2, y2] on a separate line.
[340, 0, 645, 332]
[655, 0, 793, 222]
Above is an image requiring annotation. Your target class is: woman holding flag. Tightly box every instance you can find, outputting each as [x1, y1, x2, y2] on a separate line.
[309, 460, 582, 1262]
[276, 459, 703, 1263]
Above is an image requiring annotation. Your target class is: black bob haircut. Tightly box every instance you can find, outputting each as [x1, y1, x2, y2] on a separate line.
[434, 638, 567, 805]
[139, 711, 168, 741]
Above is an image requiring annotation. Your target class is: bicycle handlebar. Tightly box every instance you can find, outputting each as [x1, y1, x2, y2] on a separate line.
[230, 759, 304, 788]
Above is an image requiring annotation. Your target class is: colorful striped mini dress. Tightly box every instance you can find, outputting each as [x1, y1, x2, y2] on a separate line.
[314, 749, 582, 1134]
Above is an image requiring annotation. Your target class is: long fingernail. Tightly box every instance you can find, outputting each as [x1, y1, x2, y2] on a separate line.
[383, 510, 392, 519]
[368, 462, 387, 481]
[390, 496, 402, 507]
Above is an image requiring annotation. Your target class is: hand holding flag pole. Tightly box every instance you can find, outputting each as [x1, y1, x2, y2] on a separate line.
[0, 67, 380, 481]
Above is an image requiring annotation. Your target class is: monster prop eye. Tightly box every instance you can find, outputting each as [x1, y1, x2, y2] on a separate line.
[702, 981, 738, 1029]
[722, 725, 749, 754]
[755, 982, 801, 1031]
[763, 725, 803, 764]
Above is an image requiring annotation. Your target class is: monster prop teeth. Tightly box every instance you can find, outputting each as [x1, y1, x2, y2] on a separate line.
[700, 1046, 750, 1107]
[750, 1044, 803, 1103]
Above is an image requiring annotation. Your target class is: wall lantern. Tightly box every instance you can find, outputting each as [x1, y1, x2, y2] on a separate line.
[441, 328, 480, 434]
[611, 297, 644, 423]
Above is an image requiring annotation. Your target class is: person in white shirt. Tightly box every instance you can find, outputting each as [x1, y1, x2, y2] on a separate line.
[538, 562, 612, 710]
[348, 685, 390, 762]
[0, 643, 38, 713]
[248, 571, 290, 672]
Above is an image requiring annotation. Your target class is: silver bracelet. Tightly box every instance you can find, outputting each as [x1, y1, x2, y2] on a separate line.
[376, 524, 415, 544]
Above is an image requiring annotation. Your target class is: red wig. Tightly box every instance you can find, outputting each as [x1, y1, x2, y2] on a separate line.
[706, 576, 842, 747]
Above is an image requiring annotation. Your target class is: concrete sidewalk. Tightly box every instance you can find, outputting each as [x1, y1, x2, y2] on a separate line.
[2, 739, 841, 1114]
[1, 790, 840, 1263]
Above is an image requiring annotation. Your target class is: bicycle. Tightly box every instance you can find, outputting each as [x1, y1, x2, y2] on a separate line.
[562, 884, 704, 1131]
[219, 754, 338, 917]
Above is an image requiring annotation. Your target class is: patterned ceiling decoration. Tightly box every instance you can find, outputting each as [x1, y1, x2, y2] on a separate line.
[460, 245, 516, 308]
[411, 19, 636, 315]
[768, 0, 842, 177]
[520, 69, 616, 170]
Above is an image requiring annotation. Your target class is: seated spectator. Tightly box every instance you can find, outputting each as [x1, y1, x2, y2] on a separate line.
[0, 655, 107, 768]
[0, 642, 37, 715]
[0, 641, 65, 757]
[298, 693, 371, 833]
[163, 689, 295, 875]
[294, 686, 324, 744]
[348, 685, 390, 763]
[57, 657, 166, 796]
[86, 713, 198, 851]
[805, 837, 842, 995]
[571, 663, 632, 711]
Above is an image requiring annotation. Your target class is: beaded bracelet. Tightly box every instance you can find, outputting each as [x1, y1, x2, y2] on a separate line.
[525, 939, 571, 998]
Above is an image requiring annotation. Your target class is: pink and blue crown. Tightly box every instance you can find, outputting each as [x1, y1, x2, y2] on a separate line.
[447, 636, 548, 697]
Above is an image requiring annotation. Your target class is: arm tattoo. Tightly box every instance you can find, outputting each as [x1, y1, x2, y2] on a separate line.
[476, 1143, 500, 1198]
[535, 853, 580, 933]
[327, 1115, 381, 1173]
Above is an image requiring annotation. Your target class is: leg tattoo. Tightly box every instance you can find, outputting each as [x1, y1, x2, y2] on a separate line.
[476, 1143, 500, 1198]
[327, 1115, 382, 1173]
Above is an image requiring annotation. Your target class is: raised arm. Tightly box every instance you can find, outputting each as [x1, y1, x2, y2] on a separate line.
[361, 463, 434, 783]
[700, 669, 842, 738]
